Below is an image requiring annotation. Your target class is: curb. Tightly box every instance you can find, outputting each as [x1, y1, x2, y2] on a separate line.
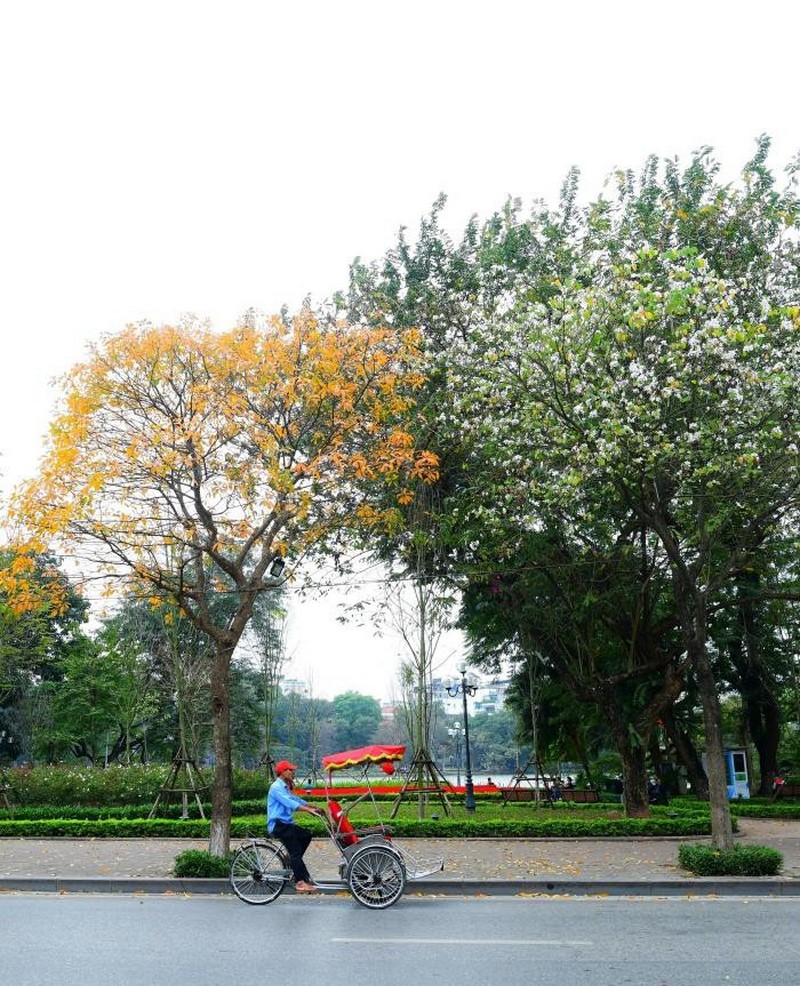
[1, 876, 798, 897]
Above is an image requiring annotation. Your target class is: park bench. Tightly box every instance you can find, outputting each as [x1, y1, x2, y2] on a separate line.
[561, 788, 600, 803]
[500, 786, 599, 805]
[773, 782, 800, 800]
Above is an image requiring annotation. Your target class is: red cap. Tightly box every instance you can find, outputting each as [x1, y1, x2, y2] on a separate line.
[275, 760, 297, 775]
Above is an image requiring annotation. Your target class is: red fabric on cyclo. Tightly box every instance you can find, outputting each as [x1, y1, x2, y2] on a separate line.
[327, 800, 358, 845]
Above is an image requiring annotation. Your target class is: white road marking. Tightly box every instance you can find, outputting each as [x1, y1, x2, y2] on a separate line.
[330, 938, 593, 946]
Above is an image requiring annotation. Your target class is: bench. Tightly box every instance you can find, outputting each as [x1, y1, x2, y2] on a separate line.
[773, 782, 800, 800]
[500, 786, 599, 805]
[561, 788, 600, 803]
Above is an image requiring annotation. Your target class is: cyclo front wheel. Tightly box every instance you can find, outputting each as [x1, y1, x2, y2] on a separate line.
[346, 843, 406, 909]
[230, 839, 289, 904]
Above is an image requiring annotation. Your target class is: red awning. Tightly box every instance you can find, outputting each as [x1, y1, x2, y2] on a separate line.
[322, 744, 406, 772]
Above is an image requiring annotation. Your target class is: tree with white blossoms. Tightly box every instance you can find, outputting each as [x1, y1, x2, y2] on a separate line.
[457, 243, 800, 848]
[340, 140, 800, 835]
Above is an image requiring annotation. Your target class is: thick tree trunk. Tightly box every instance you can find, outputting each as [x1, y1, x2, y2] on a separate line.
[619, 743, 649, 817]
[732, 581, 781, 796]
[692, 641, 734, 849]
[662, 706, 709, 798]
[743, 677, 781, 795]
[605, 703, 650, 818]
[208, 646, 234, 857]
[670, 567, 733, 848]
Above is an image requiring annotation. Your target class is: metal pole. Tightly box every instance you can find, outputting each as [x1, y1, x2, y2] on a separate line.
[461, 670, 476, 812]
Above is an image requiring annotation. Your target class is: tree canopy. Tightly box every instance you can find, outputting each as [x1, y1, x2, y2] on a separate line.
[340, 136, 800, 844]
[4, 309, 437, 853]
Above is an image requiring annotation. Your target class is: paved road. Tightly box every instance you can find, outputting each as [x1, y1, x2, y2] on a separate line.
[2, 893, 799, 986]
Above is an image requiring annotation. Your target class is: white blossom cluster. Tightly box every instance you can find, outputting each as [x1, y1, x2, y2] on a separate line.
[442, 245, 800, 561]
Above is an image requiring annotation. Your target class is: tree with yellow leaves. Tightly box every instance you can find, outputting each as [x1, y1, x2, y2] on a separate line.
[5, 308, 438, 855]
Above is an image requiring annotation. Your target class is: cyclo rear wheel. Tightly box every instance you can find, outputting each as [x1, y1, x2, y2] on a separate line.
[230, 839, 289, 904]
[346, 842, 406, 909]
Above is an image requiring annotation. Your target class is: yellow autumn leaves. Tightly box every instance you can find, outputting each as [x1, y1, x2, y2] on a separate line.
[4, 308, 439, 611]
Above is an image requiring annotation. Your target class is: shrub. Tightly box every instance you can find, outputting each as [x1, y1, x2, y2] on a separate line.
[0, 810, 720, 839]
[8, 764, 186, 806]
[729, 801, 800, 820]
[173, 849, 231, 878]
[678, 843, 783, 876]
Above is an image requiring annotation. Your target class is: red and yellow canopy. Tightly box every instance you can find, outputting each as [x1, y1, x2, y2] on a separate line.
[322, 744, 406, 772]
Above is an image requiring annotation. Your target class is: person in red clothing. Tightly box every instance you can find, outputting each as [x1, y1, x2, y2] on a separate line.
[267, 760, 321, 893]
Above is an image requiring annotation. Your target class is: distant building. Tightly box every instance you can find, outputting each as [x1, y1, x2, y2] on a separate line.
[432, 674, 511, 717]
[281, 677, 310, 697]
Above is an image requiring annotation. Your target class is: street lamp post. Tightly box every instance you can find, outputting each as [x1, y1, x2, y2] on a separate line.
[446, 663, 477, 811]
[448, 723, 463, 787]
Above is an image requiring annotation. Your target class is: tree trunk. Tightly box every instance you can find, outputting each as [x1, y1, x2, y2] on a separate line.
[671, 570, 733, 848]
[619, 742, 649, 817]
[731, 580, 781, 796]
[208, 645, 234, 857]
[605, 703, 650, 818]
[743, 675, 781, 796]
[662, 706, 708, 799]
[693, 640, 734, 849]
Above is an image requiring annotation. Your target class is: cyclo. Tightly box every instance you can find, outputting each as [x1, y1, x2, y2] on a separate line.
[230, 744, 444, 909]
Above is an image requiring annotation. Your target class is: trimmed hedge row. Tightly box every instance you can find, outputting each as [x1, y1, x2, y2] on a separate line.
[0, 799, 269, 821]
[7, 796, 780, 824]
[728, 801, 800, 820]
[0, 797, 629, 822]
[0, 812, 721, 839]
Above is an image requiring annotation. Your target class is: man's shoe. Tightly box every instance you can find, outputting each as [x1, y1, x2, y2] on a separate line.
[295, 880, 320, 894]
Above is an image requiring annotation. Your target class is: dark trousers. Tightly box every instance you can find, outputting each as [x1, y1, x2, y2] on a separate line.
[271, 820, 312, 882]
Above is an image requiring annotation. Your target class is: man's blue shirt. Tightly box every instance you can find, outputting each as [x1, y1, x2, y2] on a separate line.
[266, 777, 308, 833]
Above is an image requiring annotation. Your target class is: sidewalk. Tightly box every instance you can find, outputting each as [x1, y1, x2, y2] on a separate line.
[1, 817, 798, 896]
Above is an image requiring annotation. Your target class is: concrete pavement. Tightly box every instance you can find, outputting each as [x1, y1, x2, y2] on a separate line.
[1, 817, 798, 896]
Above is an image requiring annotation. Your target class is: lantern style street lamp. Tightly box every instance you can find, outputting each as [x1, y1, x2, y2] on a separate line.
[446, 663, 478, 811]
[447, 723, 463, 787]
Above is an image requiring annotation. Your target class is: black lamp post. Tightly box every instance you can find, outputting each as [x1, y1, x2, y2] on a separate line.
[446, 663, 477, 811]
[448, 723, 463, 787]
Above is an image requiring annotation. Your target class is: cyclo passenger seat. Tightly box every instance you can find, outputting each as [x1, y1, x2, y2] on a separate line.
[328, 799, 392, 847]
[327, 800, 358, 846]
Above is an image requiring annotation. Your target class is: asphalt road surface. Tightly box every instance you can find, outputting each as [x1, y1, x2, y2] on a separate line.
[2, 892, 798, 985]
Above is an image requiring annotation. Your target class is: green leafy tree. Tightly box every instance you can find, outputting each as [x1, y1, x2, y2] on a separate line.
[465, 708, 521, 774]
[0, 552, 89, 762]
[330, 691, 382, 749]
[93, 621, 160, 764]
[47, 635, 120, 764]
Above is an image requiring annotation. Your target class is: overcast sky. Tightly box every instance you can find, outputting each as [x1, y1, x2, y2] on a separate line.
[1, 0, 797, 699]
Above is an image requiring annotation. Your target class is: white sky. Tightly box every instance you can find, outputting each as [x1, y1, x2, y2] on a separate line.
[1, 0, 797, 700]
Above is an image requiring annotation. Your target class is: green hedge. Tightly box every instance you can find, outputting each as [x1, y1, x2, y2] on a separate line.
[678, 843, 783, 876]
[0, 799, 271, 822]
[0, 812, 721, 839]
[729, 801, 800, 820]
[173, 849, 231, 878]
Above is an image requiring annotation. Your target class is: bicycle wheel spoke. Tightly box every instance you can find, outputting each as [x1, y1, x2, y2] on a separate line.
[347, 846, 405, 909]
[230, 841, 287, 905]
